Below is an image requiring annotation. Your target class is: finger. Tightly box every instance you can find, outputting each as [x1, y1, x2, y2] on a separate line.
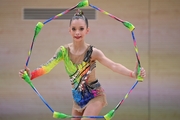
[141, 73, 146, 78]
[19, 70, 24, 75]
[139, 68, 145, 77]
[24, 67, 29, 72]
[140, 68, 145, 73]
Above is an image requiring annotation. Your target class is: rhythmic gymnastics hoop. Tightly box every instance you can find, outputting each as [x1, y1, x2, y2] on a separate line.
[22, 0, 144, 120]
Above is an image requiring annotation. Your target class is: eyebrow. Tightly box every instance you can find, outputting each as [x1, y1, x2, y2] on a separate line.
[71, 25, 85, 27]
[71, 26, 85, 29]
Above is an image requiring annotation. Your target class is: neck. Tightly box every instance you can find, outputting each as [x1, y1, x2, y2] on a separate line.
[72, 40, 86, 50]
[69, 40, 88, 55]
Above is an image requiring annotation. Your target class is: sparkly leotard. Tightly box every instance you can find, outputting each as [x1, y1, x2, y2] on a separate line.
[30, 44, 107, 112]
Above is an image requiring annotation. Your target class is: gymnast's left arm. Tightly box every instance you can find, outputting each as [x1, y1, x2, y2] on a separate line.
[92, 48, 146, 79]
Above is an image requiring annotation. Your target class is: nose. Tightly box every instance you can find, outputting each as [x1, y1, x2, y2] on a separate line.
[75, 30, 80, 35]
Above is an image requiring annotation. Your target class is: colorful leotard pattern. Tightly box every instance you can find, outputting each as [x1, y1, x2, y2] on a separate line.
[30, 45, 100, 108]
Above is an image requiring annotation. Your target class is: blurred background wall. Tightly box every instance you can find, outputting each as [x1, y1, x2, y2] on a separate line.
[0, 0, 180, 120]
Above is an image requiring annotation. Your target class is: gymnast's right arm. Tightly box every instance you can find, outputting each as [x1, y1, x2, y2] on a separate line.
[19, 46, 64, 80]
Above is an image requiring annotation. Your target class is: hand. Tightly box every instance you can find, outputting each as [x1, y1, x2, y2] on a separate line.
[133, 62, 146, 79]
[139, 67, 146, 78]
[19, 67, 31, 79]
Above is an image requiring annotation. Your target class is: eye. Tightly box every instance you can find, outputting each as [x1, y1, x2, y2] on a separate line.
[72, 27, 76, 31]
[80, 27, 84, 31]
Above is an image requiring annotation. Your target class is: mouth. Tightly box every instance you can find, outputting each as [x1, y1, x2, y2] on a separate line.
[74, 36, 82, 39]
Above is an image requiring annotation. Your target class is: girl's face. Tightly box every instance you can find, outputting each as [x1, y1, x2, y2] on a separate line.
[69, 19, 89, 41]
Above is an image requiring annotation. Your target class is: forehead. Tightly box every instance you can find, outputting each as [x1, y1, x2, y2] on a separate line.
[70, 19, 86, 27]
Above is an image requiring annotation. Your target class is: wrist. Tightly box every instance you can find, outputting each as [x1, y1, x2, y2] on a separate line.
[130, 71, 136, 78]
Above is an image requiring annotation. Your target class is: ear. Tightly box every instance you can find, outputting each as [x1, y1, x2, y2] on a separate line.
[68, 27, 71, 33]
[86, 27, 90, 34]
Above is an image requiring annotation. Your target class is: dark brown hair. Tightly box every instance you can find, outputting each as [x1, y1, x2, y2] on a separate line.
[69, 9, 89, 28]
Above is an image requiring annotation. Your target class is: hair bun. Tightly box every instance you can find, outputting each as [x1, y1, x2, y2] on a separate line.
[74, 9, 84, 16]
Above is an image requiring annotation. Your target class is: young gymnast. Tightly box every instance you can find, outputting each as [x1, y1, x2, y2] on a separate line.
[19, 9, 146, 120]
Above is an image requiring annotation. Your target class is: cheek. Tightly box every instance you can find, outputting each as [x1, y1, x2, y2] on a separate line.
[69, 30, 74, 34]
[69, 31, 74, 37]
